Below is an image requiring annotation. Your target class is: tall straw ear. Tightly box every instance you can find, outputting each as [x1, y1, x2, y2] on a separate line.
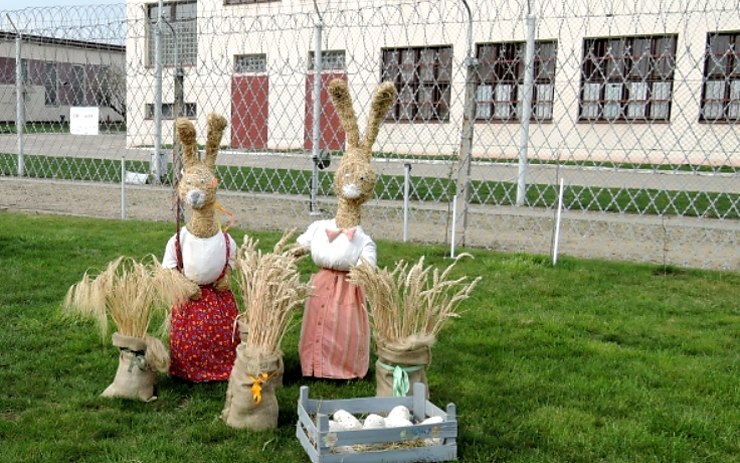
[328, 78, 360, 149]
[176, 117, 198, 169]
[362, 81, 397, 151]
[205, 113, 227, 172]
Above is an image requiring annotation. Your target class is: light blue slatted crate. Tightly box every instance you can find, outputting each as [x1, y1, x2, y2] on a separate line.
[296, 382, 457, 463]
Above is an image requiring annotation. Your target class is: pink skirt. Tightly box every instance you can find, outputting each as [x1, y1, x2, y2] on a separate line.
[299, 268, 370, 379]
[169, 285, 239, 382]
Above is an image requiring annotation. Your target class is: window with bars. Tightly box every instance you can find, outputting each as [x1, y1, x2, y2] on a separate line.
[474, 41, 557, 122]
[44, 62, 58, 106]
[147, 1, 197, 67]
[235, 53, 267, 74]
[145, 102, 197, 119]
[381, 46, 452, 122]
[579, 35, 676, 122]
[72, 65, 85, 106]
[308, 50, 346, 71]
[701, 31, 740, 122]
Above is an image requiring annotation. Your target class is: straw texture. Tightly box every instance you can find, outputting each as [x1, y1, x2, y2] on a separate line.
[348, 254, 481, 344]
[233, 231, 311, 353]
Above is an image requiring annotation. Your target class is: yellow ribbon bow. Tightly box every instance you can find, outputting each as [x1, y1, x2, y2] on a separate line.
[248, 372, 271, 404]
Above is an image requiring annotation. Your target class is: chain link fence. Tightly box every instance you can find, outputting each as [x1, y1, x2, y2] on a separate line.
[0, 0, 737, 270]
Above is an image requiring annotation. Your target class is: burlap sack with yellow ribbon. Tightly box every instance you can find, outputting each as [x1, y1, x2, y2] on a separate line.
[375, 334, 434, 397]
[221, 344, 282, 430]
[101, 332, 170, 402]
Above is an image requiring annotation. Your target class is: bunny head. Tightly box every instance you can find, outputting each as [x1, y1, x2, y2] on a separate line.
[176, 113, 227, 238]
[328, 79, 397, 228]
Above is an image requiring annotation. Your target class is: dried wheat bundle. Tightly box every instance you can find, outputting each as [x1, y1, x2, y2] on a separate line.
[233, 231, 311, 353]
[348, 254, 481, 344]
[63, 255, 168, 340]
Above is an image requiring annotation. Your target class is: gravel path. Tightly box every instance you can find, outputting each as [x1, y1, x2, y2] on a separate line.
[1, 177, 737, 271]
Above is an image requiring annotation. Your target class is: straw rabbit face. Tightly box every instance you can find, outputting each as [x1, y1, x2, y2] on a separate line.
[328, 79, 397, 227]
[178, 164, 217, 210]
[334, 158, 377, 205]
[176, 114, 227, 211]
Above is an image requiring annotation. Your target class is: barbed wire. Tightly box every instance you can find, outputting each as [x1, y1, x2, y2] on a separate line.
[0, 0, 737, 269]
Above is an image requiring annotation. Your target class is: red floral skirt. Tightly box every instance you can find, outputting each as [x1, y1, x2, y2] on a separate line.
[169, 285, 240, 382]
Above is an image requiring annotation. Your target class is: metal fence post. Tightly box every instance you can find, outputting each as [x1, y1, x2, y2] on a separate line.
[403, 163, 412, 242]
[166, 18, 184, 222]
[516, 5, 536, 206]
[9, 17, 25, 177]
[453, 0, 476, 248]
[309, 3, 323, 215]
[150, 0, 165, 184]
[121, 156, 126, 220]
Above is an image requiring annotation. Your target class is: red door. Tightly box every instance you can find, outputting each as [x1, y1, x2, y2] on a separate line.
[231, 75, 268, 149]
[304, 72, 346, 151]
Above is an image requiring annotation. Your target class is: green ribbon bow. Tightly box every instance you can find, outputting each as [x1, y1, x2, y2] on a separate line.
[121, 348, 147, 373]
[378, 361, 424, 397]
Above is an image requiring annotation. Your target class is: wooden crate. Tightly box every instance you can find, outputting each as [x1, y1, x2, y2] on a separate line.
[296, 383, 457, 463]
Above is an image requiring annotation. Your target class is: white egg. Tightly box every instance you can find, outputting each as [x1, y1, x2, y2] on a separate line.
[328, 419, 344, 432]
[362, 413, 386, 429]
[386, 405, 411, 421]
[384, 416, 413, 428]
[332, 409, 362, 430]
[420, 416, 444, 425]
[420, 415, 444, 445]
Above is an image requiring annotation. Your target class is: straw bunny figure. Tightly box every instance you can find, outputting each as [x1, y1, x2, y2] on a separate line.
[296, 79, 397, 379]
[161, 113, 240, 382]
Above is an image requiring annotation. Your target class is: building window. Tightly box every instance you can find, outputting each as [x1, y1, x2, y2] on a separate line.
[72, 65, 85, 106]
[579, 35, 676, 122]
[235, 53, 267, 74]
[381, 46, 452, 122]
[701, 32, 740, 122]
[475, 41, 557, 122]
[20, 58, 29, 84]
[44, 62, 58, 106]
[145, 102, 197, 119]
[147, 0, 197, 67]
[308, 50, 346, 71]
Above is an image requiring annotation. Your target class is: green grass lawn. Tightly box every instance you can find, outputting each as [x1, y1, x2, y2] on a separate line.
[1, 153, 737, 219]
[0, 211, 738, 462]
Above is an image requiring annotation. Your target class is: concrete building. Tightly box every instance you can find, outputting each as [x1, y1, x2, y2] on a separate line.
[0, 31, 125, 126]
[124, 0, 738, 166]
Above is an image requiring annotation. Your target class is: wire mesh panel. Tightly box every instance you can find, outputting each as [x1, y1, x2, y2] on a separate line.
[0, 0, 737, 270]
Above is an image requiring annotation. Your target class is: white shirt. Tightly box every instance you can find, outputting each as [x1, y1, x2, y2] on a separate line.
[162, 227, 237, 285]
[297, 219, 376, 271]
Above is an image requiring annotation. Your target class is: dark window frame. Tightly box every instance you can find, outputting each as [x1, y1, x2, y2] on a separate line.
[234, 53, 267, 74]
[146, 0, 197, 68]
[700, 31, 740, 122]
[578, 35, 677, 122]
[308, 49, 346, 72]
[44, 61, 58, 106]
[474, 40, 557, 122]
[145, 102, 197, 120]
[381, 45, 453, 123]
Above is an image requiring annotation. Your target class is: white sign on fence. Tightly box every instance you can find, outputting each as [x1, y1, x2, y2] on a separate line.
[69, 107, 99, 135]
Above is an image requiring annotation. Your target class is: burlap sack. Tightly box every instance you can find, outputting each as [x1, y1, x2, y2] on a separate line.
[375, 334, 435, 397]
[101, 332, 169, 402]
[221, 344, 283, 430]
[235, 322, 283, 388]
